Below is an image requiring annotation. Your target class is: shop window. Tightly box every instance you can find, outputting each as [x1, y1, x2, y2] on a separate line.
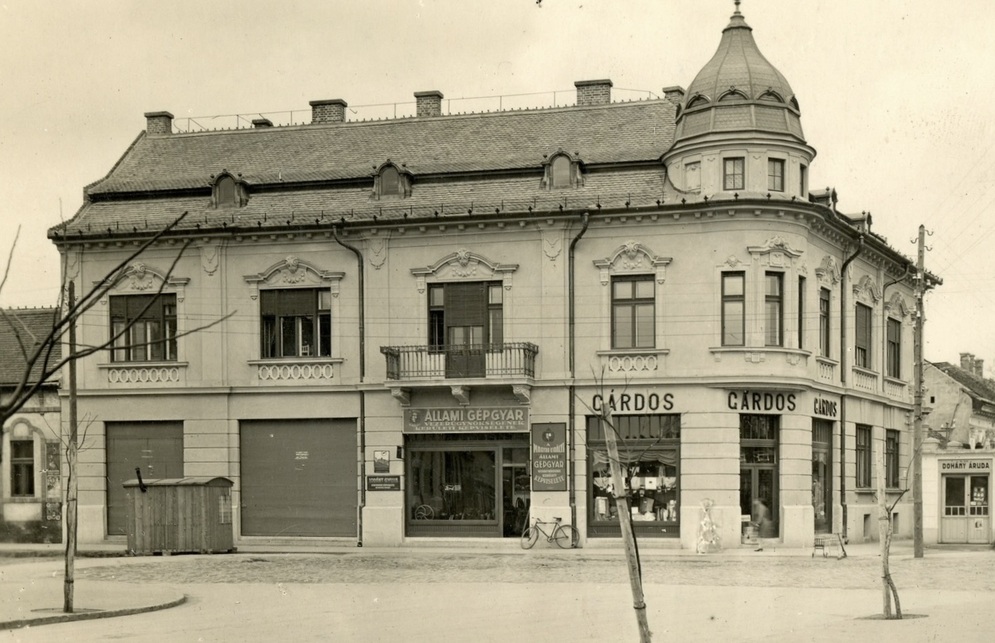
[10, 440, 35, 497]
[722, 272, 745, 346]
[723, 157, 744, 191]
[819, 287, 831, 358]
[611, 275, 655, 349]
[768, 159, 785, 192]
[260, 288, 331, 358]
[886, 429, 900, 488]
[855, 424, 872, 488]
[110, 294, 177, 362]
[855, 303, 872, 369]
[886, 318, 902, 378]
[587, 415, 681, 538]
[970, 476, 989, 516]
[407, 450, 496, 521]
[764, 272, 783, 347]
[685, 161, 701, 192]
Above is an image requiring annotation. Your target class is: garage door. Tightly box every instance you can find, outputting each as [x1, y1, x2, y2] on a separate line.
[240, 419, 357, 537]
[106, 422, 184, 536]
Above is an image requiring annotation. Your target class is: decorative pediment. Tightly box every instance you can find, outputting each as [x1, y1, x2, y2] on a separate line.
[815, 255, 841, 286]
[411, 249, 518, 293]
[243, 256, 345, 300]
[98, 261, 189, 304]
[853, 274, 882, 304]
[593, 241, 672, 285]
[747, 236, 803, 268]
[885, 291, 912, 319]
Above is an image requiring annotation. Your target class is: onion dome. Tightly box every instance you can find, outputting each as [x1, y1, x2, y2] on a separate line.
[674, 2, 805, 144]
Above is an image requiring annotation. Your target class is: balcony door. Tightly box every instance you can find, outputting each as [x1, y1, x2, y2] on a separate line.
[443, 282, 488, 378]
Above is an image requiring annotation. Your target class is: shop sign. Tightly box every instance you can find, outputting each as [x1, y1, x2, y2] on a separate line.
[366, 475, 401, 491]
[941, 460, 991, 472]
[531, 423, 567, 491]
[403, 407, 529, 433]
[813, 396, 838, 418]
[727, 390, 797, 412]
[591, 390, 675, 413]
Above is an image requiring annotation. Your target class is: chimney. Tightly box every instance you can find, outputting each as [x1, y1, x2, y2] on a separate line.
[960, 352, 975, 372]
[414, 91, 444, 118]
[144, 111, 174, 136]
[252, 118, 273, 129]
[662, 86, 686, 105]
[975, 359, 985, 378]
[574, 79, 613, 107]
[310, 99, 348, 124]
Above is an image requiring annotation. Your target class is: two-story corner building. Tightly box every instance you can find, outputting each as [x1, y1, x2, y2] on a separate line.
[921, 355, 994, 545]
[1, 307, 63, 543]
[49, 6, 939, 550]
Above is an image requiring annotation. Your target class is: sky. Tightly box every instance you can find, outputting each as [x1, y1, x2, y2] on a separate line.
[1, 0, 994, 369]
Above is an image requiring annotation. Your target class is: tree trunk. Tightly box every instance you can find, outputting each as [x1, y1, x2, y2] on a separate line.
[875, 439, 901, 619]
[603, 415, 652, 642]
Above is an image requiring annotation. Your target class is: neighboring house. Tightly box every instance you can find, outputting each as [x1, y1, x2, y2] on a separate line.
[48, 6, 937, 550]
[921, 354, 994, 545]
[0, 307, 62, 543]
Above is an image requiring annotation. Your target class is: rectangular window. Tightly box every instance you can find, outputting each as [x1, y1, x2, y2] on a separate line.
[110, 294, 177, 362]
[768, 159, 785, 192]
[819, 288, 831, 358]
[765, 272, 783, 347]
[886, 429, 900, 488]
[855, 303, 872, 369]
[685, 161, 701, 192]
[488, 284, 504, 347]
[426, 281, 502, 348]
[428, 284, 445, 349]
[799, 165, 808, 197]
[260, 288, 331, 358]
[886, 318, 901, 378]
[587, 415, 681, 535]
[856, 425, 872, 488]
[612, 275, 655, 349]
[11, 440, 35, 496]
[723, 157, 745, 191]
[797, 276, 806, 350]
[722, 272, 745, 346]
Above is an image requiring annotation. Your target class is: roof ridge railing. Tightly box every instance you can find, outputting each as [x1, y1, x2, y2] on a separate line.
[172, 87, 661, 133]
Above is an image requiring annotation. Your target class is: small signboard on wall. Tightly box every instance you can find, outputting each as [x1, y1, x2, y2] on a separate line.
[531, 423, 567, 491]
[366, 475, 401, 491]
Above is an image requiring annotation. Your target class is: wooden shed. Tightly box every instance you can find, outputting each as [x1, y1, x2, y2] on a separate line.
[123, 476, 235, 555]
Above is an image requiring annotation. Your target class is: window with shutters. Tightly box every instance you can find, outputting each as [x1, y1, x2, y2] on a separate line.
[855, 303, 872, 369]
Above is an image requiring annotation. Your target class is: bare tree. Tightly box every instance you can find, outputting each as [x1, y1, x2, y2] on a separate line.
[1, 211, 231, 612]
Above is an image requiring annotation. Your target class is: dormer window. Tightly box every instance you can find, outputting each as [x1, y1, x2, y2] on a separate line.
[686, 95, 710, 109]
[374, 162, 410, 199]
[211, 172, 247, 209]
[718, 89, 748, 102]
[543, 152, 582, 190]
[759, 90, 784, 103]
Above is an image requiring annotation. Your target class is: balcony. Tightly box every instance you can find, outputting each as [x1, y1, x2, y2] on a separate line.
[380, 342, 538, 405]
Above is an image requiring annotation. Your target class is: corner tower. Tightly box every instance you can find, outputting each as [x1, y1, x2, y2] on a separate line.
[663, 1, 816, 201]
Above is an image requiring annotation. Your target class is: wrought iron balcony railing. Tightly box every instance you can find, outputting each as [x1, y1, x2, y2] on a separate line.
[381, 343, 538, 380]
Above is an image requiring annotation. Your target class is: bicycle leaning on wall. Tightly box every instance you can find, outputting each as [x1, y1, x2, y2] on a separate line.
[520, 516, 580, 549]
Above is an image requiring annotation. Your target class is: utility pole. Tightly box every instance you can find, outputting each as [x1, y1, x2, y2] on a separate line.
[64, 281, 79, 612]
[912, 225, 925, 558]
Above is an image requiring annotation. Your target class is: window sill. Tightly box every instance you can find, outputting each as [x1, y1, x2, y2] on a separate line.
[883, 375, 908, 386]
[98, 361, 187, 369]
[815, 356, 838, 366]
[854, 488, 904, 494]
[709, 346, 810, 364]
[596, 348, 670, 356]
[248, 357, 344, 365]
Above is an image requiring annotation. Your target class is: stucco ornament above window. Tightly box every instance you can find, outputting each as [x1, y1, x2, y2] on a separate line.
[815, 255, 841, 286]
[410, 249, 518, 293]
[243, 256, 344, 300]
[885, 292, 912, 320]
[97, 262, 189, 304]
[748, 236, 803, 268]
[209, 171, 249, 209]
[853, 274, 882, 304]
[593, 241, 672, 285]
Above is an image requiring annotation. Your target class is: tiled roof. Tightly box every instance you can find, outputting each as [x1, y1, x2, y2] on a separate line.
[931, 362, 995, 407]
[86, 101, 677, 196]
[0, 307, 61, 387]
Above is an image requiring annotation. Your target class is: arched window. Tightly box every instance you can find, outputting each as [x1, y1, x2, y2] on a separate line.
[759, 90, 784, 103]
[551, 156, 571, 189]
[216, 175, 237, 208]
[687, 95, 710, 109]
[380, 166, 401, 197]
[718, 89, 748, 102]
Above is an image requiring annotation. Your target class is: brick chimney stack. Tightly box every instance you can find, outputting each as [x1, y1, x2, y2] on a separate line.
[310, 99, 348, 124]
[414, 91, 444, 118]
[252, 118, 273, 129]
[975, 359, 985, 378]
[960, 352, 975, 372]
[144, 111, 174, 136]
[575, 79, 613, 107]
[662, 86, 686, 106]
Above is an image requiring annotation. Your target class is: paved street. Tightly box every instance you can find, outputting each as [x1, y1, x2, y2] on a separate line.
[1, 543, 993, 642]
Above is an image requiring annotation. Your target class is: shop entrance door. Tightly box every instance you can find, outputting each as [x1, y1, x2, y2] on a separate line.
[941, 474, 990, 544]
[812, 420, 833, 533]
[501, 446, 530, 537]
[740, 414, 779, 539]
